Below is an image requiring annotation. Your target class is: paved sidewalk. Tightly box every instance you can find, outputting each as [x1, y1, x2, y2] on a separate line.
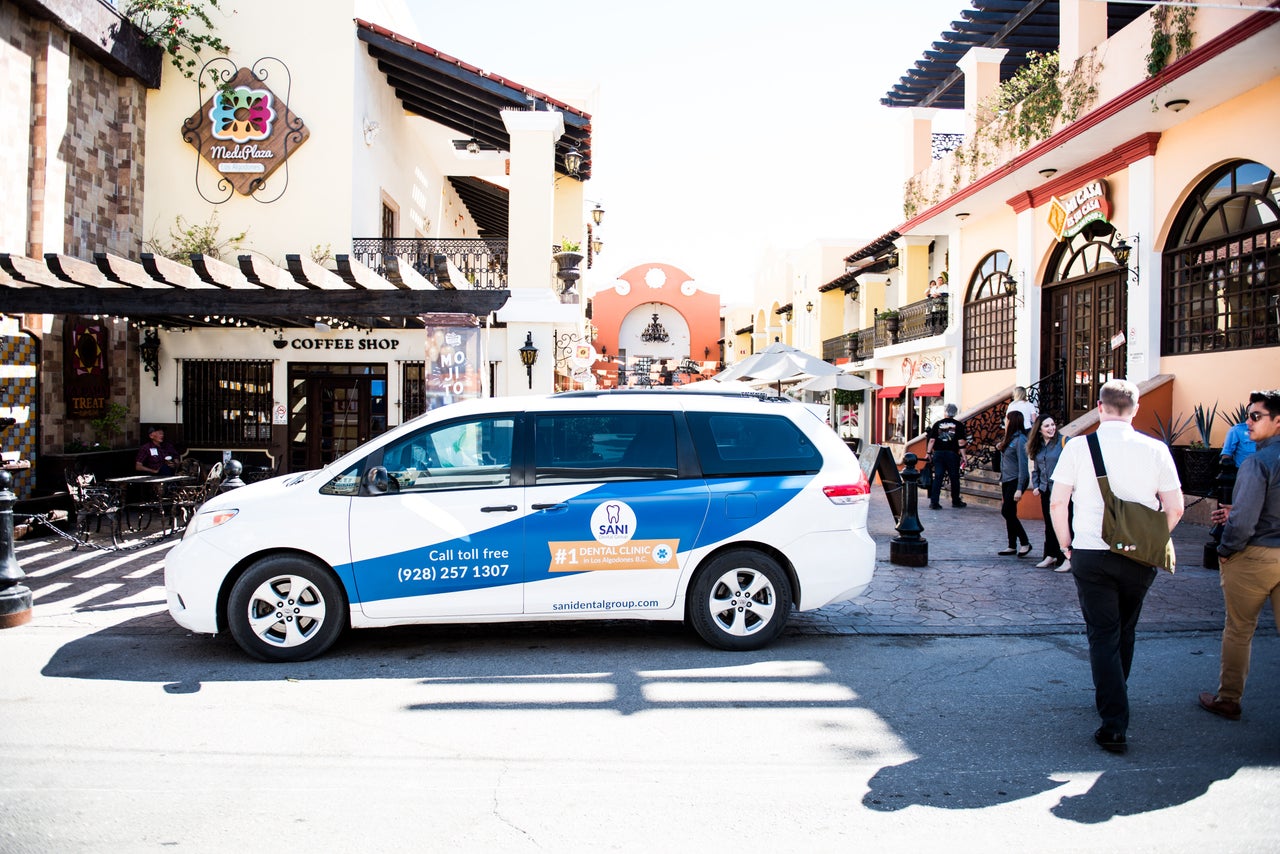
[789, 493, 1252, 637]
[6, 496, 1270, 639]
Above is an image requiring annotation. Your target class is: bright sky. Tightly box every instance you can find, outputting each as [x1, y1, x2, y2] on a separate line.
[410, 0, 963, 305]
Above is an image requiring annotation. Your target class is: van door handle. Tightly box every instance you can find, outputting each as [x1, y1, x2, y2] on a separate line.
[531, 502, 567, 511]
[481, 504, 518, 513]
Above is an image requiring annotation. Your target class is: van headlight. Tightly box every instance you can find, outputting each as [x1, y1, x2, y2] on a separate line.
[184, 508, 238, 539]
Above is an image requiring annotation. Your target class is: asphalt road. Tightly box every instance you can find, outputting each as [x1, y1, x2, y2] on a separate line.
[2, 621, 1277, 852]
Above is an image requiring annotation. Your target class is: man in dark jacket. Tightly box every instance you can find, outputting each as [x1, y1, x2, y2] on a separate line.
[1200, 388, 1280, 721]
[925, 403, 967, 509]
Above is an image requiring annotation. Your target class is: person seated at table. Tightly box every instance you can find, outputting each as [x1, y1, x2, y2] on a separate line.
[136, 426, 179, 475]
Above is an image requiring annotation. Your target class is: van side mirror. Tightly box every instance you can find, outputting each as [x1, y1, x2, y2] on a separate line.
[365, 466, 391, 494]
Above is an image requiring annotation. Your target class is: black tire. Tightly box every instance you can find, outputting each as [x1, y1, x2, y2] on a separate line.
[688, 550, 792, 651]
[227, 555, 347, 662]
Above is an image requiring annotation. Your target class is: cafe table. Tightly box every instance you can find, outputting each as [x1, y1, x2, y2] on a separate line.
[105, 473, 197, 533]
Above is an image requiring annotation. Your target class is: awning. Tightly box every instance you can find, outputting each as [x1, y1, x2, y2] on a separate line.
[877, 385, 905, 399]
[913, 383, 945, 397]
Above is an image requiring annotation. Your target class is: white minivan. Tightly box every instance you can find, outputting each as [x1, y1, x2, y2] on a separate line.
[165, 390, 875, 661]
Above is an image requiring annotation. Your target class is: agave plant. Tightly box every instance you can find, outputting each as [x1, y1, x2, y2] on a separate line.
[1190, 401, 1218, 448]
[1151, 410, 1193, 447]
[1218, 403, 1250, 427]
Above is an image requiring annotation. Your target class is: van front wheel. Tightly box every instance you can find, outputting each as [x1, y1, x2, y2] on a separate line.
[227, 555, 346, 662]
[688, 550, 792, 651]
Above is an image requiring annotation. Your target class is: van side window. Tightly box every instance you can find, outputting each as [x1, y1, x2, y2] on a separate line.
[379, 416, 515, 492]
[534, 412, 677, 483]
[686, 412, 821, 476]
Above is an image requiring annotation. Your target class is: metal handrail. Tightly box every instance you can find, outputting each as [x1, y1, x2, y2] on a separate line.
[350, 237, 509, 289]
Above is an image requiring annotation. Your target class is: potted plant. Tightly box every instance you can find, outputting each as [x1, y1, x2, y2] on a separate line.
[1182, 401, 1221, 496]
[553, 237, 584, 289]
[879, 308, 901, 341]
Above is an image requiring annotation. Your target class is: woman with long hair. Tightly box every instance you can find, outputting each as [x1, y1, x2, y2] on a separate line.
[997, 409, 1032, 556]
[1028, 413, 1069, 570]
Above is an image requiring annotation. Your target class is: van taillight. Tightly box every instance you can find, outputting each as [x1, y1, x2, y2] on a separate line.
[823, 481, 870, 504]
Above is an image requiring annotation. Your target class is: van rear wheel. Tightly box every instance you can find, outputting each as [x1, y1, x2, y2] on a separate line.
[689, 550, 791, 651]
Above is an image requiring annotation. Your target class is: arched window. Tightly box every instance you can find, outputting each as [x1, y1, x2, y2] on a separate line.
[1163, 160, 1280, 355]
[1048, 222, 1126, 282]
[962, 250, 1015, 372]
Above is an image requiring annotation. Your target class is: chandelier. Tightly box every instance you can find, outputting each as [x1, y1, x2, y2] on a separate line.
[640, 313, 669, 343]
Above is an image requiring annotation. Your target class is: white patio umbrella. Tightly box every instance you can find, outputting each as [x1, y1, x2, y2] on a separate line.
[791, 373, 882, 393]
[716, 342, 841, 385]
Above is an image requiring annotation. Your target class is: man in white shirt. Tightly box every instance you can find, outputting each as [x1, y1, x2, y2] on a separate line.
[1050, 379, 1184, 755]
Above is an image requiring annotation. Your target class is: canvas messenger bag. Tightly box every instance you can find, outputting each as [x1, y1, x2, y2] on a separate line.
[1086, 433, 1176, 573]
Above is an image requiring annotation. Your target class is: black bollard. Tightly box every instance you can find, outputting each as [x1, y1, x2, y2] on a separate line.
[1203, 459, 1237, 570]
[890, 452, 929, 567]
[219, 459, 246, 493]
[0, 471, 33, 628]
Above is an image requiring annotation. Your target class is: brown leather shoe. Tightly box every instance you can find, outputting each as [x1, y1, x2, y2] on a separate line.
[1198, 691, 1242, 720]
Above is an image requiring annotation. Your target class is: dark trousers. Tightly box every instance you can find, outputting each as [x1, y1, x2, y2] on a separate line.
[928, 450, 962, 506]
[1072, 549, 1157, 734]
[1000, 480, 1029, 547]
[1039, 485, 1068, 561]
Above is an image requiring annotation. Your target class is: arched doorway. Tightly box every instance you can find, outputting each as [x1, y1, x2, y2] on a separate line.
[1041, 224, 1128, 424]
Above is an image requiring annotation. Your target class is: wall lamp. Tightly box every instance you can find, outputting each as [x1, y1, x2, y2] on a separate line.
[519, 331, 539, 389]
[1113, 234, 1140, 284]
[806, 301, 814, 313]
[590, 202, 605, 226]
[564, 148, 583, 177]
[1002, 271, 1026, 307]
[138, 328, 161, 386]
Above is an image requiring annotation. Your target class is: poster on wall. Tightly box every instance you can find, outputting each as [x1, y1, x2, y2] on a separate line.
[424, 317, 482, 411]
[64, 318, 110, 419]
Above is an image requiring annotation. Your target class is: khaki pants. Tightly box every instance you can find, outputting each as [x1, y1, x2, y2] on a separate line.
[1217, 543, 1280, 703]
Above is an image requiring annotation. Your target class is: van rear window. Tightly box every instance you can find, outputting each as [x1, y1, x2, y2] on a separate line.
[686, 412, 821, 476]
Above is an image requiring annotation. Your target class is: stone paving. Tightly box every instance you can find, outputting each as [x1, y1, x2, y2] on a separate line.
[6, 495, 1271, 639]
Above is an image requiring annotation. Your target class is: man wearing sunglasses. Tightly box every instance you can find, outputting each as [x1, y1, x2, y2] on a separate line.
[1200, 389, 1280, 721]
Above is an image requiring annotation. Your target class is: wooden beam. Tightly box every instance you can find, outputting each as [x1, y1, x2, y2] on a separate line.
[0, 286, 510, 317]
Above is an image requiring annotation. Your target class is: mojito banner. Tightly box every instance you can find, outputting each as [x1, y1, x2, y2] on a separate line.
[424, 323, 481, 410]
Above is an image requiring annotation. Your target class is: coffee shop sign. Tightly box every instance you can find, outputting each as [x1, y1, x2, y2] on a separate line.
[1047, 179, 1112, 241]
[277, 337, 401, 351]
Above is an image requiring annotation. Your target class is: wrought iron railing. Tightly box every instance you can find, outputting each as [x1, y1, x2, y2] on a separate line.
[1026, 359, 1069, 424]
[350, 238, 509, 289]
[822, 334, 854, 362]
[876, 296, 949, 347]
[964, 365, 1069, 473]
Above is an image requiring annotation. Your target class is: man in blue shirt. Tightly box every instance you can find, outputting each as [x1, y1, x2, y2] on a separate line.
[1200, 389, 1280, 721]
[1219, 419, 1256, 468]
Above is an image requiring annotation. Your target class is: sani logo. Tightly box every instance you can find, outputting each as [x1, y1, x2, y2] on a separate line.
[591, 501, 637, 546]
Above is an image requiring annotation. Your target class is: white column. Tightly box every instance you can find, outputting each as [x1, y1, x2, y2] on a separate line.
[497, 109, 577, 395]
[1015, 208, 1037, 387]
[1126, 155, 1158, 382]
[1059, 0, 1108, 70]
[957, 47, 1008, 141]
[906, 107, 939, 180]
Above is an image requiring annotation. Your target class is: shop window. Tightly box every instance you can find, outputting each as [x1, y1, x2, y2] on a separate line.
[1162, 160, 1280, 355]
[962, 251, 1016, 372]
[402, 362, 426, 421]
[181, 360, 273, 446]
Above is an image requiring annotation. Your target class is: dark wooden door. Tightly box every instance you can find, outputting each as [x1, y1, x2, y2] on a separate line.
[1041, 272, 1127, 424]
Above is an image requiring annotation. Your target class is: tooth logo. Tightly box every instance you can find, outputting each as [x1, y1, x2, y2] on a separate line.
[591, 500, 637, 546]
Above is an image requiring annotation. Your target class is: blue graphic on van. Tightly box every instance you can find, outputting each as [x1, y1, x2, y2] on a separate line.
[338, 474, 811, 605]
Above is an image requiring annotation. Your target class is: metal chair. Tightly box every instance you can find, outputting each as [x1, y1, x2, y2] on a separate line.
[170, 461, 223, 530]
[64, 472, 123, 550]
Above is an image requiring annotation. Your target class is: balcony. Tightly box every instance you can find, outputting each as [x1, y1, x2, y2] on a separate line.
[822, 297, 949, 363]
[350, 238, 508, 289]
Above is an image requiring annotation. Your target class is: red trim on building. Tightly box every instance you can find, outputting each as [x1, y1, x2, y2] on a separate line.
[1007, 133, 1161, 213]
[896, 5, 1280, 232]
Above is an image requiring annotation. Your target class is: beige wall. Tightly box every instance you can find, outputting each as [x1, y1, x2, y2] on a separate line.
[1162, 352, 1276, 447]
[961, 368, 1015, 412]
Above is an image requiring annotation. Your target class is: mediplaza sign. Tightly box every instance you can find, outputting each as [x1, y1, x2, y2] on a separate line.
[1046, 179, 1113, 241]
[183, 67, 310, 195]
